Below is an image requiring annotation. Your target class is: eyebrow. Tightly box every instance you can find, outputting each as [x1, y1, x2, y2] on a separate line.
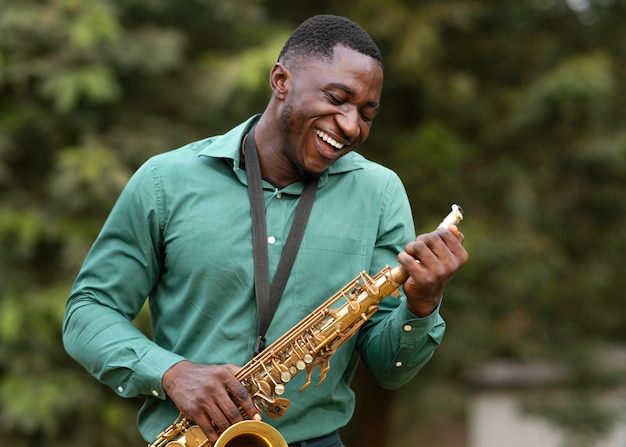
[327, 82, 380, 109]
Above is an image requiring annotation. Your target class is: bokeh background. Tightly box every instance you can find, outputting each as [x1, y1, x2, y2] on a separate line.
[1, 1, 625, 446]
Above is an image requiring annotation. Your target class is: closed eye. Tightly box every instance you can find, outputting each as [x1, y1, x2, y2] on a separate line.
[324, 88, 378, 123]
[325, 91, 344, 105]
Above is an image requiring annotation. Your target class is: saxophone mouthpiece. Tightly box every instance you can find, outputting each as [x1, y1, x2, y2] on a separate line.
[437, 204, 464, 229]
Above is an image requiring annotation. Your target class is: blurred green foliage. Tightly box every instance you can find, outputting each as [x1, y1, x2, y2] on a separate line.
[1, 0, 625, 446]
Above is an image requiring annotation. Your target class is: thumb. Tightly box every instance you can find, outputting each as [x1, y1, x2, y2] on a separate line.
[222, 364, 241, 375]
[448, 224, 464, 243]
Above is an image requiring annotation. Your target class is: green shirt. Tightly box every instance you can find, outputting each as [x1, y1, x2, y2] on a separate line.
[62, 116, 446, 443]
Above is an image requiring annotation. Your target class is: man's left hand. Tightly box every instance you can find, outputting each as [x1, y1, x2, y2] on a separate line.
[397, 225, 468, 317]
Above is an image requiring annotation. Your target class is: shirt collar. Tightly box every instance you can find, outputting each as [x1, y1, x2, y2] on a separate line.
[197, 115, 366, 189]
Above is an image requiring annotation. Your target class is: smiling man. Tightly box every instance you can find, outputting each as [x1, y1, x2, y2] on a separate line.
[257, 43, 383, 187]
[63, 15, 467, 447]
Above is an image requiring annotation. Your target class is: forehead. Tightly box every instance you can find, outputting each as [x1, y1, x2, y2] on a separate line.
[292, 45, 383, 96]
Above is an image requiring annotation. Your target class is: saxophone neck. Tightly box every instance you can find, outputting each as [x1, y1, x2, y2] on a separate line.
[388, 265, 409, 285]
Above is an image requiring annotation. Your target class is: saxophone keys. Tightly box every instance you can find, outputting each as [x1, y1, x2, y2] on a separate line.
[289, 365, 298, 374]
[347, 300, 360, 314]
[258, 379, 272, 396]
[265, 397, 291, 419]
[315, 369, 328, 387]
[304, 354, 313, 364]
[280, 371, 291, 383]
[275, 384, 286, 395]
[315, 357, 331, 387]
[315, 374, 327, 387]
[273, 360, 291, 383]
[184, 426, 207, 447]
[299, 369, 313, 392]
[275, 397, 291, 408]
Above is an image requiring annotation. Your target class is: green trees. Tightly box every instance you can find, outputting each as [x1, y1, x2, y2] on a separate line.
[1, 1, 624, 446]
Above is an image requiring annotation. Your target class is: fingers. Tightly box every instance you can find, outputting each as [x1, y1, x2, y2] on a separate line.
[402, 227, 465, 269]
[162, 362, 260, 442]
[448, 224, 464, 242]
[195, 414, 220, 444]
[195, 369, 256, 440]
[193, 396, 245, 441]
[398, 227, 468, 317]
[226, 377, 263, 422]
[219, 364, 261, 420]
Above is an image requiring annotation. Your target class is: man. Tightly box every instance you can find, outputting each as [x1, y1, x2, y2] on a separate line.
[63, 14, 467, 447]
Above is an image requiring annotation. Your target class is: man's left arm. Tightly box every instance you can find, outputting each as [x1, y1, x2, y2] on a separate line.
[358, 296, 446, 389]
[356, 173, 468, 389]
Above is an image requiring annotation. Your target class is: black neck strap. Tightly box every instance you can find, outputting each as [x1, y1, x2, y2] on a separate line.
[243, 126, 318, 357]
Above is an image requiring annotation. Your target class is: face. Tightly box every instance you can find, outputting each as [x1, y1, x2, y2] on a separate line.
[272, 45, 383, 182]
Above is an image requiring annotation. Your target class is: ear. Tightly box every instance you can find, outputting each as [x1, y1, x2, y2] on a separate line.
[269, 62, 291, 100]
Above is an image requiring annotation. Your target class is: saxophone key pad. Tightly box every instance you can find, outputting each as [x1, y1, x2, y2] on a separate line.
[274, 384, 286, 395]
[280, 371, 291, 383]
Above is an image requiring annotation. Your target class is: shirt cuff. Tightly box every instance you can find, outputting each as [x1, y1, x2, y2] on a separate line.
[393, 298, 444, 344]
[385, 298, 446, 373]
[108, 345, 187, 400]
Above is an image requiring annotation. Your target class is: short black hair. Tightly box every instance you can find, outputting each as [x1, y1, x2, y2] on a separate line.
[278, 15, 383, 67]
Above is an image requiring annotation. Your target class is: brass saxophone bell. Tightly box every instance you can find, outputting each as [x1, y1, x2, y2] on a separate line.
[214, 420, 288, 447]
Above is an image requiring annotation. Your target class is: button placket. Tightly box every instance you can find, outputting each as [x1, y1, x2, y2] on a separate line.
[264, 190, 287, 274]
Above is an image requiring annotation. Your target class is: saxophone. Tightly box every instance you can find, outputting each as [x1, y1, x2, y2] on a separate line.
[149, 205, 464, 447]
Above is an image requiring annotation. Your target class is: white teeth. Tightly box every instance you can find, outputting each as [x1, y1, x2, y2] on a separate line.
[315, 130, 344, 150]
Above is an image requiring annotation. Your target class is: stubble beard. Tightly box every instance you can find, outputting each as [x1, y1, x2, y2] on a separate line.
[278, 102, 320, 181]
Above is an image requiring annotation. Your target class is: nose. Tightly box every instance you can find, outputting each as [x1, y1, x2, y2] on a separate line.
[336, 105, 361, 140]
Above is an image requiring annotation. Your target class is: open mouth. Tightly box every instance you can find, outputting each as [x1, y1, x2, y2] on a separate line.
[315, 129, 345, 151]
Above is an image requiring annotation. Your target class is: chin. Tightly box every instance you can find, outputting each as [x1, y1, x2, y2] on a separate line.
[294, 161, 325, 180]
[296, 166, 321, 179]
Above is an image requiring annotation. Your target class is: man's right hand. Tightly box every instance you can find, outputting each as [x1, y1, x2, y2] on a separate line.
[162, 360, 262, 444]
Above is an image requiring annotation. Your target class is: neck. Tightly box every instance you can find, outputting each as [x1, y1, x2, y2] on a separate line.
[251, 118, 306, 188]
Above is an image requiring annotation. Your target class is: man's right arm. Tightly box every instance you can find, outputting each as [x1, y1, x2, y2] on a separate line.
[62, 161, 185, 399]
[63, 295, 186, 399]
[61, 160, 259, 437]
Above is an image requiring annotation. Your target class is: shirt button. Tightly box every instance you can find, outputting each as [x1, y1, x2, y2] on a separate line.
[395, 361, 403, 368]
[151, 390, 160, 397]
[117, 386, 124, 393]
[268, 236, 276, 244]
[276, 193, 282, 199]
[403, 324, 413, 332]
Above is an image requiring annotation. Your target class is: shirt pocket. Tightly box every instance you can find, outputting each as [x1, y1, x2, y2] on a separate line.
[291, 233, 368, 313]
